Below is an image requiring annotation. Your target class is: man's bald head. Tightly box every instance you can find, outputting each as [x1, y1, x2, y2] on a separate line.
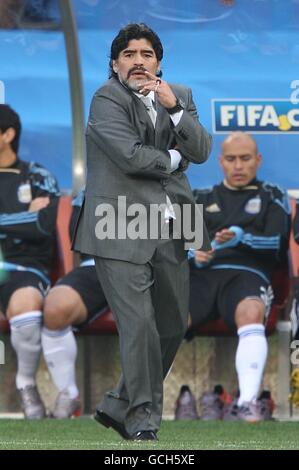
[219, 132, 261, 188]
[221, 132, 258, 155]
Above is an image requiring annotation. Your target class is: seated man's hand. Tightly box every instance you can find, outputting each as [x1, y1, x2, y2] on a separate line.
[214, 229, 236, 245]
[195, 249, 214, 264]
[28, 196, 50, 212]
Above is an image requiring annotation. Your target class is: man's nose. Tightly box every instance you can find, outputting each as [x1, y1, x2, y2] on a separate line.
[235, 158, 243, 169]
[134, 53, 144, 65]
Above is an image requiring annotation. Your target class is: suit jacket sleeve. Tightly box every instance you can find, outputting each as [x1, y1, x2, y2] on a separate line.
[172, 87, 212, 164]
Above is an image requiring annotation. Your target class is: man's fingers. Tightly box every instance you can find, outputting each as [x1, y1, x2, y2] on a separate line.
[139, 79, 161, 95]
[144, 70, 161, 81]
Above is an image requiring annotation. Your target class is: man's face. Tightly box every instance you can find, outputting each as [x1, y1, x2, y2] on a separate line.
[219, 138, 261, 188]
[112, 38, 160, 92]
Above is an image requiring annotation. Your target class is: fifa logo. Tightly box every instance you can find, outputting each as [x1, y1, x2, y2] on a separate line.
[212, 99, 299, 133]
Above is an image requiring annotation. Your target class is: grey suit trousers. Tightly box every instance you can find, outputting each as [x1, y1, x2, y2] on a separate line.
[94, 236, 189, 435]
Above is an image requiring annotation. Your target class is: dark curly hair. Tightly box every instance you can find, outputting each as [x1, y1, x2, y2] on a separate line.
[109, 23, 163, 78]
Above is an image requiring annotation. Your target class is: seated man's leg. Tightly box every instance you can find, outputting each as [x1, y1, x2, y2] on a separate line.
[4, 271, 49, 419]
[235, 299, 267, 406]
[42, 265, 107, 418]
[221, 271, 273, 421]
[186, 266, 220, 339]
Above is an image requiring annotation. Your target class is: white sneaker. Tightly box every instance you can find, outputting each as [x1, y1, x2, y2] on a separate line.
[18, 385, 46, 419]
[51, 390, 81, 418]
[238, 401, 262, 423]
[223, 402, 239, 421]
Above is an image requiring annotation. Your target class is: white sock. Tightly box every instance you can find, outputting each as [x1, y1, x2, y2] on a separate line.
[236, 323, 268, 406]
[41, 326, 79, 399]
[10, 311, 42, 390]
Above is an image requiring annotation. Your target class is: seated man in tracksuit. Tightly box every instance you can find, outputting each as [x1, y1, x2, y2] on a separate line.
[187, 131, 290, 422]
[0, 104, 60, 419]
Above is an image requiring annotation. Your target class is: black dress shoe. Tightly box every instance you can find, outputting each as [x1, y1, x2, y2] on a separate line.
[94, 409, 130, 440]
[131, 430, 158, 441]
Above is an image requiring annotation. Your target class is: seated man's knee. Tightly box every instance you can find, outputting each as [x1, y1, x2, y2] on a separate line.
[235, 298, 265, 328]
[44, 289, 71, 330]
[43, 286, 86, 330]
[7, 287, 44, 319]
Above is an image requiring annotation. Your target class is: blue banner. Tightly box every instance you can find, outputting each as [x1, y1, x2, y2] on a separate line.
[213, 100, 299, 133]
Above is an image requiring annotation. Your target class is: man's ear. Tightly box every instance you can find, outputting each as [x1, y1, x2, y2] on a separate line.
[112, 60, 118, 73]
[256, 153, 262, 168]
[3, 127, 15, 145]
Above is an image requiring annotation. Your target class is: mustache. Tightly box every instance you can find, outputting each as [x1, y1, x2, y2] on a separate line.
[127, 66, 147, 78]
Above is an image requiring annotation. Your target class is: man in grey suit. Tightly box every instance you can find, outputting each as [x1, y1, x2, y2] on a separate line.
[73, 23, 211, 440]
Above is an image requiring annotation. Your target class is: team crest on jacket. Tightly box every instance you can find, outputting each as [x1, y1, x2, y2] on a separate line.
[244, 197, 261, 214]
[17, 182, 32, 204]
[206, 203, 221, 213]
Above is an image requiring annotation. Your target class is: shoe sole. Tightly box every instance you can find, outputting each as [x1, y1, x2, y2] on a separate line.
[50, 408, 81, 419]
[94, 409, 130, 440]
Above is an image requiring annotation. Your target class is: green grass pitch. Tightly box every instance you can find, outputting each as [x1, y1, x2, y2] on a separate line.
[0, 418, 298, 450]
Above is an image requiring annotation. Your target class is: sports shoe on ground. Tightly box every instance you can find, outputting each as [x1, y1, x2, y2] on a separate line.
[174, 385, 199, 420]
[199, 391, 224, 420]
[18, 385, 46, 419]
[222, 400, 239, 421]
[238, 400, 263, 423]
[258, 390, 275, 420]
[51, 390, 81, 418]
[214, 384, 232, 406]
[199, 384, 231, 420]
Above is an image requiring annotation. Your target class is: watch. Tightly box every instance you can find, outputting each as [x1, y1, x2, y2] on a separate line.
[166, 98, 185, 115]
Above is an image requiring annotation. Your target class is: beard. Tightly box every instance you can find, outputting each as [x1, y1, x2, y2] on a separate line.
[118, 66, 148, 92]
[123, 77, 145, 92]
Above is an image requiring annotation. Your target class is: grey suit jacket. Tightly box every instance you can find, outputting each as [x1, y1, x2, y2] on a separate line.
[73, 77, 212, 263]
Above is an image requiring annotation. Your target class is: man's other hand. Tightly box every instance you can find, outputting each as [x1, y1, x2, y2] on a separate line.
[214, 229, 236, 245]
[195, 249, 214, 264]
[28, 197, 50, 212]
